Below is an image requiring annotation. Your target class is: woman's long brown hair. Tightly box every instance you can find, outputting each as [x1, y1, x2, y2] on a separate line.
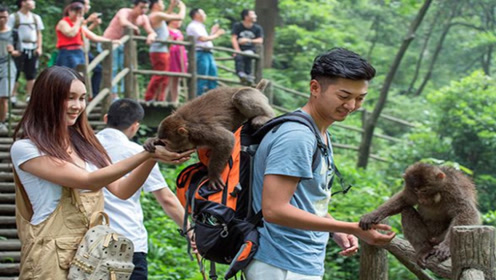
[14, 66, 110, 168]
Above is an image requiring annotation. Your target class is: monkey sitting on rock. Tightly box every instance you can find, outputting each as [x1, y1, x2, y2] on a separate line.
[145, 80, 275, 190]
[359, 162, 481, 268]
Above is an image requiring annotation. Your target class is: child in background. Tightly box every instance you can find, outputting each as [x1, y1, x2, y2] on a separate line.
[167, 19, 187, 104]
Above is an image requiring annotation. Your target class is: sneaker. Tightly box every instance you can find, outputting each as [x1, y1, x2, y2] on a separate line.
[10, 96, 17, 105]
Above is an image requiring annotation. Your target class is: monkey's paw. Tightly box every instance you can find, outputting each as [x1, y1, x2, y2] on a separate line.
[250, 115, 272, 129]
[359, 213, 381, 230]
[208, 176, 225, 191]
[143, 137, 165, 153]
[428, 244, 451, 263]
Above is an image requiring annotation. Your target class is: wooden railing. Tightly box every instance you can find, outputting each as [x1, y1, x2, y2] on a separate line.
[80, 28, 414, 163]
[360, 226, 495, 280]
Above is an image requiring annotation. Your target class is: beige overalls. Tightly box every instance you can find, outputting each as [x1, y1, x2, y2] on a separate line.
[14, 172, 103, 280]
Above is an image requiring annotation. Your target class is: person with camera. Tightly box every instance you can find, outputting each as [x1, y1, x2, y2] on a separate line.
[70, 0, 104, 98]
[55, 2, 119, 73]
[144, 0, 186, 102]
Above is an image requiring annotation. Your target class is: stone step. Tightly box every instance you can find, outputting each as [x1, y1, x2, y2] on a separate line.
[0, 183, 14, 193]
[0, 240, 20, 251]
[0, 139, 12, 145]
[0, 217, 16, 228]
[0, 252, 20, 263]
[0, 153, 11, 161]
[0, 277, 19, 280]
[0, 146, 11, 152]
[0, 164, 13, 172]
[0, 229, 17, 239]
[0, 194, 14, 204]
[0, 263, 19, 276]
[0, 205, 15, 215]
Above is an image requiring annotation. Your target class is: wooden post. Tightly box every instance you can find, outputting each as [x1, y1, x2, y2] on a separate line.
[124, 28, 134, 99]
[451, 226, 495, 280]
[101, 41, 113, 117]
[187, 36, 197, 101]
[266, 79, 274, 105]
[254, 44, 264, 84]
[359, 240, 388, 280]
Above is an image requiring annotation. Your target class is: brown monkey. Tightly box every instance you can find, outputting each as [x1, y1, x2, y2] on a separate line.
[145, 80, 275, 189]
[359, 162, 480, 268]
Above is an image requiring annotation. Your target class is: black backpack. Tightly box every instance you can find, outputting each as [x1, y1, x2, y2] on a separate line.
[176, 110, 351, 279]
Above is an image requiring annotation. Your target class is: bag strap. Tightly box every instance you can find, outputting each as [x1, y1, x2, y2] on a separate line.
[89, 211, 110, 228]
[12, 169, 33, 221]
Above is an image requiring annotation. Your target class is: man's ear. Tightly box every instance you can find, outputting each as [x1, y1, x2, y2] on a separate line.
[309, 79, 321, 96]
[103, 114, 108, 124]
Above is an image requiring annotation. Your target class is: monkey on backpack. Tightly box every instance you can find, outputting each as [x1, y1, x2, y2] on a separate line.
[144, 80, 275, 190]
[359, 162, 481, 268]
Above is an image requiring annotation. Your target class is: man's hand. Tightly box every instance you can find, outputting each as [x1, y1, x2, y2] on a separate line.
[152, 145, 194, 164]
[333, 233, 359, 257]
[354, 223, 396, 246]
[10, 50, 21, 57]
[238, 38, 251, 45]
[35, 47, 42, 56]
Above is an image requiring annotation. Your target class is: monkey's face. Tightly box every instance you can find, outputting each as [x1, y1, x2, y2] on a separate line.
[404, 163, 446, 199]
[158, 116, 196, 152]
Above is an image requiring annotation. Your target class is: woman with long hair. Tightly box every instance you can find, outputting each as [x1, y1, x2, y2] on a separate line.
[11, 66, 192, 278]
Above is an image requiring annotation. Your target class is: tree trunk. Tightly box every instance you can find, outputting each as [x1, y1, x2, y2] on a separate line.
[255, 0, 278, 68]
[414, 2, 461, 97]
[406, 3, 444, 94]
[359, 241, 388, 280]
[357, 0, 433, 168]
[451, 226, 495, 280]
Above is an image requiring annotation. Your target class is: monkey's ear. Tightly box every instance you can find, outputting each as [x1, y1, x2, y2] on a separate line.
[436, 172, 446, 180]
[177, 127, 188, 136]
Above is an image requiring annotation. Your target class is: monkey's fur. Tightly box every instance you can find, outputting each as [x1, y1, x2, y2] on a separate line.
[146, 80, 275, 189]
[359, 162, 480, 268]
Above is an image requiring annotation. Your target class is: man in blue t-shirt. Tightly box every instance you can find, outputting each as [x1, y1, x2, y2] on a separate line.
[231, 9, 263, 84]
[245, 48, 396, 280]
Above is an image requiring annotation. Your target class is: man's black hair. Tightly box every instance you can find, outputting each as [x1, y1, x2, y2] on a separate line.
[310, 48, 376, 86]
[189, 8, 200, 19]
[241, 9, 251, 20]
[106, 98, 145, 130]
[0, 5, 8, 13]
[17, 0, 26, 9]
[149, 0, 159, 8]
[133, 0, 150, 6]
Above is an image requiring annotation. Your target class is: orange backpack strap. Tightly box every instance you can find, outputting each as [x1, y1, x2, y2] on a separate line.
[13, 169, 34, 221]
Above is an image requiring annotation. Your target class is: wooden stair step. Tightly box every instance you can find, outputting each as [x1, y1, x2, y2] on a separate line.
[0, 139, 12, 145]
[0, 146, 11, 152]
[0, 153, 11, 161]
[0, 240, 20, 251]
[0, 217, 16, 227]
[0, 263, 20, 276]
[0, 194, 14, 203]
[0, 205, 14, 215]
[0, 183, 14, 193]
[0, 252, 20, 263]
[0, 164, 13, 172]
[0, 229, 17, 239]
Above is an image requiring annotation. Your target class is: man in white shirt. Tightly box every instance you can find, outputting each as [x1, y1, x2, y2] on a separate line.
[186, 8, 225, 96]
[8, 0, 44, 103]
[96, 98, 187, 280]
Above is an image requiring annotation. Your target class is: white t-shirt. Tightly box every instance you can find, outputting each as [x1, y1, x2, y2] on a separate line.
[96, 128, 167, 253]
[186, 20, 213, 50]
[7, 11, 44, 51]
[10, 139, 98, 225]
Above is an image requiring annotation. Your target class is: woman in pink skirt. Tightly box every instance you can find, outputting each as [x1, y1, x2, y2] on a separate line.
[168, 19, 188, 103]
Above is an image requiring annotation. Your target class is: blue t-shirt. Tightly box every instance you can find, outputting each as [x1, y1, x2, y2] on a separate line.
[251, 111, 334, 276]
